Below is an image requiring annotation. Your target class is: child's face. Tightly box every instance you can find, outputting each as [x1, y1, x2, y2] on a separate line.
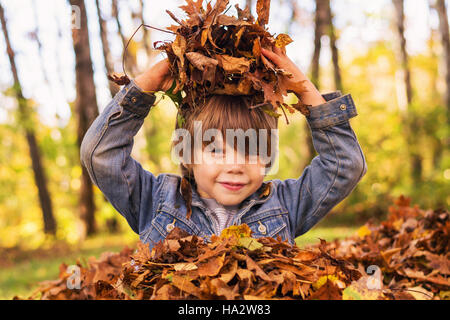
[187, 140, 266, 206]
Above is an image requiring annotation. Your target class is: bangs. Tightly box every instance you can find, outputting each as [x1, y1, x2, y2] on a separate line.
[194, 95, 277, 153]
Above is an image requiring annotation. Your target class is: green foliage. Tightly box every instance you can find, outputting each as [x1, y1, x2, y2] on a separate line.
[163, 78, 183, 108]
[340, 41, 450, 213]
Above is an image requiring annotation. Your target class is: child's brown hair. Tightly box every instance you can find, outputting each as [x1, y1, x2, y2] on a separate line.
[171, 94, 279, 181]
[170, 94, 278, 218]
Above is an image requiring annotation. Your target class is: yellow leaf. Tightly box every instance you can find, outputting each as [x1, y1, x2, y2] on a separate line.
[201, 28, 208, 47]
[234, 27, 245, 48]
[275, 34, 293, 48]
[392, 218, 404, 231]
[357, 225, 371, 239]
[342, 276, 383, 300]
[239, 237, 263, 251]
[258, 182, 271, 198]
[220, 224, 253, 239]
[313, 275, 344, 290]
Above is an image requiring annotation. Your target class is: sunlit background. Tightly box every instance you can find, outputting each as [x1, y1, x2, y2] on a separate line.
[0, 0, 448, 298]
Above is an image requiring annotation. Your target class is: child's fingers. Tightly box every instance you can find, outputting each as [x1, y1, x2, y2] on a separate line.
[261, 47, 282, 65]
[273, 45, 285, 56]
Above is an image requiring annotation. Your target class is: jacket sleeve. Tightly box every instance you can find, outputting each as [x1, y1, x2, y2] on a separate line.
[275, 91, 368, 238]
[80, 79, 166, 234]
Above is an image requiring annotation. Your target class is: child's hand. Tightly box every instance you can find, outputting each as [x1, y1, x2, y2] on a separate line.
[135, 58, 174, 93]
[260, 46, 309, 95]
[261, 46, 326, 106]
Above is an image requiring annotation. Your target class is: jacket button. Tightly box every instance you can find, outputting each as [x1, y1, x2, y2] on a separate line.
[166, 220, 176, 232]
[131, 97, 137, 103]
[339, 104, 347, 111]
[258, 222, 267, 234]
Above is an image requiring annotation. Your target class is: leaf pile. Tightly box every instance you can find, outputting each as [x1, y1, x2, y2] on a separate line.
[320, 195, 450, 300]
[18, 197, 449, 300]
[119, 225, 361, 300]
[153, 0, 310, 122]
[20, 247, 134, 300]
[21, 225, 362, 300]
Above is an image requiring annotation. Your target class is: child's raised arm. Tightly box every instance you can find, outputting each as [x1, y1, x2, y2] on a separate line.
[261, 47, 368, 239]
[80, 59, 173, 234]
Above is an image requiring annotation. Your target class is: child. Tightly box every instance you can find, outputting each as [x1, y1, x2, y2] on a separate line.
[80, 46, 367, 250]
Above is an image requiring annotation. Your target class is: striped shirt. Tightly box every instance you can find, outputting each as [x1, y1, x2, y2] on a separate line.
[200, 197, 240, 235]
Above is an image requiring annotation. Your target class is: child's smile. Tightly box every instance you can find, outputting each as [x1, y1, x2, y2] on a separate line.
[218, 181, 246, 191]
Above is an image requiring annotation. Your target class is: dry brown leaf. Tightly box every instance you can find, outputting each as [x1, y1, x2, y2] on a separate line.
[185, 52, 218, 71]
[308, 280, 342, 300]
[215, 54, 251, 74]
[197, 253, 226, 277]
[256, 0, 271, 27]
[171, 274, 202, 298]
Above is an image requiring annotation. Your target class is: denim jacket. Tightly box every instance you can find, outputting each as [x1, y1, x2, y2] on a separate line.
[80, 79, 367, 251]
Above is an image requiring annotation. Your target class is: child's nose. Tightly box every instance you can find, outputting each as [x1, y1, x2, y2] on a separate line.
[223, 154, 247, 175]
[224, 149, 247, 165]
[224, 161, 245, 175]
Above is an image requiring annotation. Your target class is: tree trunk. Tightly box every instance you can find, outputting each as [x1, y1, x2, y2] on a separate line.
[324, 0, 343, 92]
[95, 0, 119, 97]
[311, 0, 327, 89]
[289, 0, 301, 23]
[303, 0, 330, 166]
[393, 0, 413, 103]
[138, 0, 152, 59]
[433, 0, 450, 118]
[53, 8, 69, 107]
[393, 0, 423, 184]
[0, 4, 56, 235]
[31, 1, 52, 90]
[69, 0, 99, 236]
[427, 4, 444, 169]
[431, 0, 450, 157]
[135, 0, 161, 167]
[112, 0, 137, 76]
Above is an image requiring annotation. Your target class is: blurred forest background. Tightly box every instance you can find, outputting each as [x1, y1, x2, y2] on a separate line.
[0, 0, 449, 298]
